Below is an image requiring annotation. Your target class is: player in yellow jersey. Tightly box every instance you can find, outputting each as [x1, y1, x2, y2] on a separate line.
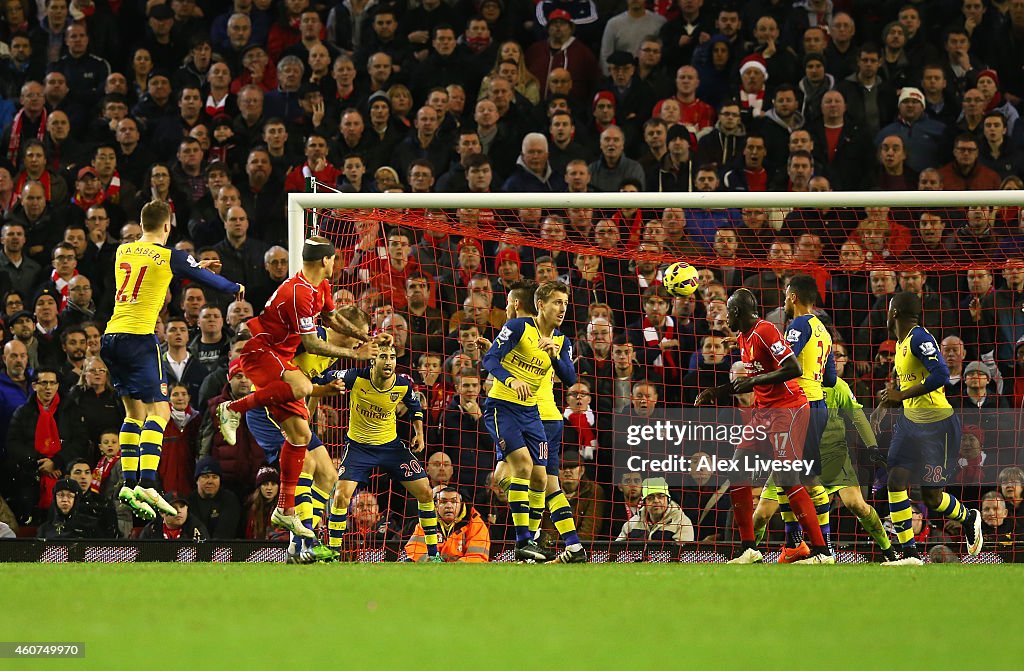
[871, 291, 982, 564]
[328, 344, 441, 561]
[777, 274, 836, 563]
[489, 282, 586, 563]
[756, 341, 900, 563]
[243, 306, 387, 562]
[101, 200, 244, 520]
[483, 280, 577, 562]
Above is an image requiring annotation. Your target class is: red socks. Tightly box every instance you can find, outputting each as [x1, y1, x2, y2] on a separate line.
[229, 380, 296, 414]
[277, 441, 307, 510]
[785, 485, 826, 547]
[729, 485, 755, 542]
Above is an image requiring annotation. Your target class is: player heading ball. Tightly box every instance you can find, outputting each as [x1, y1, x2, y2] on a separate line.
[217, 236, 377, 539]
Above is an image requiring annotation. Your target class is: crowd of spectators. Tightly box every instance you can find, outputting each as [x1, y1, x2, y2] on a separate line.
[0, 0, 1022, 558]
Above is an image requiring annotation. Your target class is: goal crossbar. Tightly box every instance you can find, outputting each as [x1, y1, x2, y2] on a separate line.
[287, 189, 1022, 272]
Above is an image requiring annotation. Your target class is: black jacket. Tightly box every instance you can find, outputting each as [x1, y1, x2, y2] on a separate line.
[185, 489, 241, 539]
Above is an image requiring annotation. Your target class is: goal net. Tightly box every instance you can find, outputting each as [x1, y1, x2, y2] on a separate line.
[290, 189, 1023, 563]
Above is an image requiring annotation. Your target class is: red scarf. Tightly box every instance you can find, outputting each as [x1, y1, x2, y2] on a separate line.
[102, 173, 122, 204]
[91, 454, 119, 493]
[565, 409, 596, 450]
[51, 268, 79, 310]
[643, 315, 676, 369]
[162, 524, 183, 539]
[6, 107, 45, 164]
[72, 190, 104, 211]
[34, 392, 61, 509]
[12, 168, 51, 209]
[206, 93, 228, 117]
[739, 88, 766, 117]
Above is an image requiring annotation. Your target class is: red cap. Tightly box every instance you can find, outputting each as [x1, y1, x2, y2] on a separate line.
[547, 9, 573, 24]
[228, 357, 243, 379]
[458, 237, 484, 256]
[878, 340, 897, 355]
[592, 90, 616, 110]
[977, 68, 1000, 88]
[495, 248, 521, 268]
[77, 166, 97, 180]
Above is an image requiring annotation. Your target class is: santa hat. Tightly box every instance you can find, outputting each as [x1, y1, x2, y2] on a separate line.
[739, 53, 768, 79]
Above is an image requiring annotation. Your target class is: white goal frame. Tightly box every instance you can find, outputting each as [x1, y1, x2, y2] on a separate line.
[287, 190, 1024, 273]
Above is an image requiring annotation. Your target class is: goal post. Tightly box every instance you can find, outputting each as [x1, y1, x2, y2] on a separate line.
[288, 188, 1024, 562]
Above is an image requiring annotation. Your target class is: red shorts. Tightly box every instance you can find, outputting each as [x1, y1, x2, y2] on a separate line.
[238, 344, 309, 422]
[735, 405, 810, 462]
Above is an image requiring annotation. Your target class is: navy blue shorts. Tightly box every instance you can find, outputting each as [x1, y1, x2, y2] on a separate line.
[888, 414, 962, 486]
[100, 333, 167, 403]
[337, 437, 426, 484]
[483, 398, 548, 467]
[246, 407, 325, 464]
[805, 399, 828, 477]
[543, 419, 563, 475]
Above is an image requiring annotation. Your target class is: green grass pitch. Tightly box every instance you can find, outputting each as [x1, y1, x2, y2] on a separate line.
[3, 563, 1020, 669]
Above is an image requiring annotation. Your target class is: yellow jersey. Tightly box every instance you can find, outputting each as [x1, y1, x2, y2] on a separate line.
[106, 242, 241, 335]
[340, 368, 423, 444]
[292, 327, 337, 381]
[536, 370, 563, 421]
[895, 325, 953, 423]
[784, 314, 835, 402]
[483, 317, 576, 407]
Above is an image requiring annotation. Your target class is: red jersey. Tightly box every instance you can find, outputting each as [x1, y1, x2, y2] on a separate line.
[247, 272, 335, 360]
[678, 98, 716, 136]
[738, 319, 806, 409]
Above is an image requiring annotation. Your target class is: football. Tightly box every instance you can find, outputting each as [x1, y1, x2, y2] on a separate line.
[663, 261, 700, 297]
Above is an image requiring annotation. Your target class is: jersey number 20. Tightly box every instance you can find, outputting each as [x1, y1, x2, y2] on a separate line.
[116, 263, 148, 303]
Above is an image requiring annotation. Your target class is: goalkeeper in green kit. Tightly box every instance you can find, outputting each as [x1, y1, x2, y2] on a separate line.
[755, 343, 898, 562]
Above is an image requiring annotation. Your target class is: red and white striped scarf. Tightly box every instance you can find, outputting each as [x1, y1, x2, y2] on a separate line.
[206, 93, 228, 117]
[51, 268, 79, 310]
[6, 106, 45, 164]
[91, 454, 119, 494]
[643, 314, 676, 369]
[101, 173, 122, 204]
[636, 267, 664, 289]
[739, 89, 766, 117]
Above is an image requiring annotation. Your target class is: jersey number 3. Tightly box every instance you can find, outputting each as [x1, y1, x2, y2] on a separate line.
[116, 263, 148, 303]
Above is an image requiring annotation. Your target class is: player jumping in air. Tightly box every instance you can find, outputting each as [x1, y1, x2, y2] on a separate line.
[695, 288, 833, 564]
[217, 236, 373, 538]
[101, 200, 244, 520]
[871, 291, 983, 565]
[244, 310, 388, 562]
[328, 344, 441, 561]
[488, 282, 586, 563]
[482, 280, 577, 563]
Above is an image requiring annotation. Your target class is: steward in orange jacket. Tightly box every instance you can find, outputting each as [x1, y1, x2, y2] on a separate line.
[406, 486, 490, 562]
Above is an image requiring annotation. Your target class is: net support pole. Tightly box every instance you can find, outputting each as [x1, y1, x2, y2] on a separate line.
[287, 194, 306, 275]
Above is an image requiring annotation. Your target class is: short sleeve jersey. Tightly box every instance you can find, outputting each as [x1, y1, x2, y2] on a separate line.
[247, 272, 335, 361]
[738, 319, 807, 409]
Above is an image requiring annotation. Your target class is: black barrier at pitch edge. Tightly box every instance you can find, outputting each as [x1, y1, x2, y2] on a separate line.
[0, 540, 1015, 563]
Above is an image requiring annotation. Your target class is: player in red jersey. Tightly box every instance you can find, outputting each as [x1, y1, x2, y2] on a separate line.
[696, 289, 833, 564]
[217, 236, 375, 537]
